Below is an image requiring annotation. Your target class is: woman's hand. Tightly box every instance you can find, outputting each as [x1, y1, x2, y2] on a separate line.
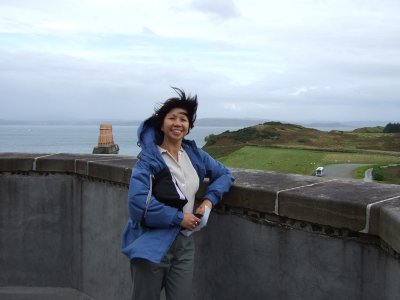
[195, 199, 213, 216]
[180, 213, 202, 231]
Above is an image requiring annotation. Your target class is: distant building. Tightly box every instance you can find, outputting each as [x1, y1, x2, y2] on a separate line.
[93, 124, 119, 154]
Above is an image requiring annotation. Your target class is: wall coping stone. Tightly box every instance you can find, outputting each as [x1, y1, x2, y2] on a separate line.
[1, 152, 400, 255]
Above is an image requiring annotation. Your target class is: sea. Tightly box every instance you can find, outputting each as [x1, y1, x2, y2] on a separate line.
[0, 125, 241, 157]
[0, 120, 373, 157]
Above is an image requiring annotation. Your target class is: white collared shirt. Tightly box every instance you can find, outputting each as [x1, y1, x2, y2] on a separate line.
[158, 146, 200, 214]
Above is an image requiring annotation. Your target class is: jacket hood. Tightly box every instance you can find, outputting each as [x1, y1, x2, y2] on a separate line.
[136, 118, 165, 172]
[137, 118, 163, 150]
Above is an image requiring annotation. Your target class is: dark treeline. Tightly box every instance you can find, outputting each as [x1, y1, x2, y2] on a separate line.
[383, 122, 400, 133]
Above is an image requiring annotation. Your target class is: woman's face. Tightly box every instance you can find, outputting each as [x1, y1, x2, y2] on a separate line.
[161, 108, 189, 143]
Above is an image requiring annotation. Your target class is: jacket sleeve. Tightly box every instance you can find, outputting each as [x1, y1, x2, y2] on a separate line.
[128, 159, 183, 228]
[199, 148, 234, 206]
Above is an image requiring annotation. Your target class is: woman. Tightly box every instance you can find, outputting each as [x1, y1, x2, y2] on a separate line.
[121, 88, 234, 300]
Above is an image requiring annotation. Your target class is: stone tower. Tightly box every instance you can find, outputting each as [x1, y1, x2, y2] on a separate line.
[92, 124, 120, 154]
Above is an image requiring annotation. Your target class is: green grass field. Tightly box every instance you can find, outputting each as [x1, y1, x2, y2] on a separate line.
[372, 165, 400, 184]
[380, 166, 400, 184]
[217, 146, 400, 176]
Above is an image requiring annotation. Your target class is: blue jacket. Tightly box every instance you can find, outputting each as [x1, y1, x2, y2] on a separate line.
[121, 119, 234, 263]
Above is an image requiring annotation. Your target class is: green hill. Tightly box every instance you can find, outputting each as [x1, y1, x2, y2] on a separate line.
[352, 126, 384, 133]
[203, 121, 400, 157]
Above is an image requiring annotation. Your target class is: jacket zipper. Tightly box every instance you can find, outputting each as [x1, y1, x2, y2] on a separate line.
[142, 174, 154, 221]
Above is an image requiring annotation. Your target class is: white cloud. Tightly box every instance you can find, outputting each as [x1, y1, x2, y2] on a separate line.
[222, 103, 242, 111]
[190, 0, 240, 19]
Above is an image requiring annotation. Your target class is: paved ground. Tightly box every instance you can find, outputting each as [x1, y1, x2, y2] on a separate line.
[322, 163, 372, 180]
[0, 287, 93, 300]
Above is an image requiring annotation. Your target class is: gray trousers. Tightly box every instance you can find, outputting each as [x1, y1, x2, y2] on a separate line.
[130, 233, 195, 300]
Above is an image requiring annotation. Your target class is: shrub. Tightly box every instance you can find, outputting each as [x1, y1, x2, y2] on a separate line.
[232, 127, 279, 142]
[204, 134, 217, 145]
[263, 121, 282, 126]
[372, 167, 384, 181]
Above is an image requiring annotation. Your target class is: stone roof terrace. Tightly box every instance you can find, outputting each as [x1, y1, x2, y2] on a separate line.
[1, 153, 399, 299]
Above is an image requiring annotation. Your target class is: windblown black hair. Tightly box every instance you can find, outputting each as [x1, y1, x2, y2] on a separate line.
[150, 87, 198, 134]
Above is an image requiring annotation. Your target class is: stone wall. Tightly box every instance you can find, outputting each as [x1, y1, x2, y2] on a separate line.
[1, 153, 400, 299]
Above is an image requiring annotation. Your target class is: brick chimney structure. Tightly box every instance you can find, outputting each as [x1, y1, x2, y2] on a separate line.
[92, 124, 120, 154]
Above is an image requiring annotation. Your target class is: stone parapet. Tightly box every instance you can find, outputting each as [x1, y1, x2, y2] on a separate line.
[1, 152, 400, 255]
[1, 152, 400, 300]
[0, 152, 136, 184]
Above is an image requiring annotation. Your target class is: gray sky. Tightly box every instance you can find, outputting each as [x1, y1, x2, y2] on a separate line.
[1, 0, 399, 122]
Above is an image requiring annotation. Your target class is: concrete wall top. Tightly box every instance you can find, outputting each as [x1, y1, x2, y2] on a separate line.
[0, 152, 137, 185]
[1, 152, 400, 255]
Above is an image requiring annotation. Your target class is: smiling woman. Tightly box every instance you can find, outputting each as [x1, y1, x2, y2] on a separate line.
[120, 87, 234, 300]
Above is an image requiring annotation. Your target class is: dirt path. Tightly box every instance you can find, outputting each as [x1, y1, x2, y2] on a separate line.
[364, 168, 373, 182]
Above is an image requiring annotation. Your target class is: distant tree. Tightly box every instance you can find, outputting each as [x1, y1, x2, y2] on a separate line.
[383, 122, 400, 133]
